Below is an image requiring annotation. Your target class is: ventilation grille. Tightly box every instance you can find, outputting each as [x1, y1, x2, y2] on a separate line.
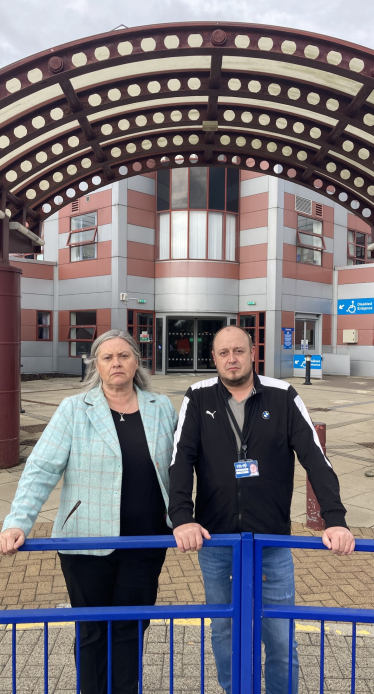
[295, 195, 312, 215]
[315, 203, 323, 217]
[71, 200, 79, 213]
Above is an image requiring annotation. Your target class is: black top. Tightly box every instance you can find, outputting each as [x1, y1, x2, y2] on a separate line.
[169, 372, 347, 535]
[111, 409, 171, 536]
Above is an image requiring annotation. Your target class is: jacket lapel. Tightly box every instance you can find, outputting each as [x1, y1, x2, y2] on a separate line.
[137, 387, 159, 462]
[84, 386, 121, 458]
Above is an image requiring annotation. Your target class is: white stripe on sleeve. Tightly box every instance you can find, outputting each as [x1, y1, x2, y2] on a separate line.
[170, 396, 190, 467]
[294, 394, 332, 467]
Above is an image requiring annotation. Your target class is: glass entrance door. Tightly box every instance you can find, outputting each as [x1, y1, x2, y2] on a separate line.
[295, 319, 317, 353]
[167, 318, 194, 370]
[167, 317, 226, 370]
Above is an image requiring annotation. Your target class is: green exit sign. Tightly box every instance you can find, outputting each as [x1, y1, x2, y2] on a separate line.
[247, 301, 256, 306]
[138, 299, 146, 304]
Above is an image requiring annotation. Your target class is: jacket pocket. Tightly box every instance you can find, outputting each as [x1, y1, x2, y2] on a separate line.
[61, 500, 81, 530]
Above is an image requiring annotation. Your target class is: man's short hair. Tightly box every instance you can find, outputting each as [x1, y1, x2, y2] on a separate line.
[212, 325, 253, 352]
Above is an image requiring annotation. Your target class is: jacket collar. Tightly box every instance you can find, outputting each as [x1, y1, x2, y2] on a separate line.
[84, 385, 159, 461]
[218, 369, 262, 400]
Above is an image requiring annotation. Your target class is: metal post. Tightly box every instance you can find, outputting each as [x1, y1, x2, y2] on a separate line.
[303, 354, 312, 385]
[306, 423, 326, 530]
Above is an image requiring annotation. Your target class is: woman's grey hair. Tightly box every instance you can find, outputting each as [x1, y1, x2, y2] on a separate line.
[82, 329, 152, 392]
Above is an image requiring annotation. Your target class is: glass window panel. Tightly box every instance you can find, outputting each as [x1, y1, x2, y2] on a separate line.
[157, 169, 170, 211]
[225, 213, 236, 261]
[71, 341, 92, 357]
[226, 168, 239, 213]
[38, 326, 50, 340]
[189, 167, 207, 209]
[348, 230, 355, 243]
[356, 245, 365, 259]
[356, 232, 365, 245]
[347, 258, 354, 265]
[189, 211, 207, 259]
[171, 168, 188, 209]
[298, 232, 323, 248]
[348, 243, 355, 256]
[75, 311, 96, 325]
[296, 246, 322, 265]
[240, 315, 256, 328]
[37, 311, 50, 326]
[208, 212, 223, 260]
[71, 244, 96, 262]
[167, 318, 194, 370]
[305, 321, 316, 349]
[71, 212, 97, 230]
[171, 211, 188, 259]
[259, 312, 265, 327]
[209, 168, 225, 210]
[69, 229, 96, 244]
[158, 212, 170, 259]
[69, 327, 95, 339]
[197, 319, 225, 370]
[295, 320, 304, 350]
[297, 216, 322, 234]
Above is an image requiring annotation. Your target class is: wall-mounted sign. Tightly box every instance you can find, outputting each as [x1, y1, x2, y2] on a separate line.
[337, 298, 374, 315]
[293, 354, 322, 379]
[282, 327, 294, 350]
[247, 301, 257, 306]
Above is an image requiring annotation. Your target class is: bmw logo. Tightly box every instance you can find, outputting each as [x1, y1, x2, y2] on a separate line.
[262, 411, 270, 420]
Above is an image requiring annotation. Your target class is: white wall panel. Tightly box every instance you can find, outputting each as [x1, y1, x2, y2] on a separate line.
[58, 293, 112, 310]
[43, 212, 59, 262]
[58, 276, 111, 295]
[21, 341, 53, 357]
[240, 176, 269, 198]
[239, 277, 267, 296]
[240, 227, 268, 247]
[128, 175, 156, 196]
[338, 282, 374, 300]
[98, 224, 112, 242]
[127, 224, 155, 245]
[155, 277, 238, 313]
[21, 277, 53, 295]
[21, 357, 53, 373]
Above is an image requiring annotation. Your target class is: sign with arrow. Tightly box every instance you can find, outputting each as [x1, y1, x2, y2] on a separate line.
[337, 298, 374, 315]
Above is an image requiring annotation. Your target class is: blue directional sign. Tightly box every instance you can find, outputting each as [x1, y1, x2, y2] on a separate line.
[337, 298, 374, 315]
[293, 355, 322, 370]
[282, 327, 294, 350]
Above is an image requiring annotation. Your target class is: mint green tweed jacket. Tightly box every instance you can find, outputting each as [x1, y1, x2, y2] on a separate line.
[2, 385, 178, 555]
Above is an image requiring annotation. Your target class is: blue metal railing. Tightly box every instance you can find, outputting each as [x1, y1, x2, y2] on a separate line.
[1, 535, 241, 694]
[252, 534, 374, 694]
[1, 534, 374, 694]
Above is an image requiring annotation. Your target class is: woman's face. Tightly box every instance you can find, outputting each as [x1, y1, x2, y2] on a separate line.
[96, 337, 138, 389]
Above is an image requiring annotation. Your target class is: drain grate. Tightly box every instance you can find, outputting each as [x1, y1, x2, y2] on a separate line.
[359, 442, 374, 449]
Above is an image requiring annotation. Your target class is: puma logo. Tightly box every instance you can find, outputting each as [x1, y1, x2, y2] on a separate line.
[206, 410, 216, 418]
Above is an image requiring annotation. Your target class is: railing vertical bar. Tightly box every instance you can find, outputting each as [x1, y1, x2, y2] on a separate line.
[107, 621, 112, 694]
[76, 622, 81, 694]
[200, 618, 205, 694]
[253, 540, 263, 694]
[231, 540, 242, 694]
[351, 622, 356, 694]
[170, 619, 174, 694]
[288, 619, 293, 694]
[320, 620, 324, 694]
[44, 623, 48, 694]
[12, 623, 16, 694]
[240, 534, 253, 694]
[139, 620, 143, 694]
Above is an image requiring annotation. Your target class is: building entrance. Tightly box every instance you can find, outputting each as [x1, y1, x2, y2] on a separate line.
[167, 318, 225, 371]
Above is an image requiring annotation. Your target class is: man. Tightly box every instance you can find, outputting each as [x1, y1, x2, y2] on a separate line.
[169, 326, 354, 694]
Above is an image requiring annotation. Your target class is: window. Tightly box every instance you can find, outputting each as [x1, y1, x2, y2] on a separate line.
[296, 215, 324, 266]
[156, 168, 239, 261]
[68, 311, 97, 356]
[68, 212, 97, 262]
[347, 230, 371, 265]
[37, 311, 51, 340]
[128, 310, 155, 372]
[239, 312, 266, 375]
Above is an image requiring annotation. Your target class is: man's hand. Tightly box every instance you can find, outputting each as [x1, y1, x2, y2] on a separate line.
[0, 528, 25, 556]
[322, 526, 355, 555]
[173, 523, 211, 553]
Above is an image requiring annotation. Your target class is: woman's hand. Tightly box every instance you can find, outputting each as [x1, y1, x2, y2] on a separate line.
[0, 528, 25, 555]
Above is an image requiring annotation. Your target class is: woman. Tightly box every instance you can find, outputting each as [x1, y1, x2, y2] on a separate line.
[0, 329, 177, 694]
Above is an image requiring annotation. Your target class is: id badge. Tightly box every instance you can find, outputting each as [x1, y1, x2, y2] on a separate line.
[234, 459, 259, 478]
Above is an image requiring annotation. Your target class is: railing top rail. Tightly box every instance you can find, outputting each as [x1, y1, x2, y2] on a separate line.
[252, 534, 374, 552]
[262, 603, 374, 623]
[0, 603, 233, 625]
[19, 534, 242, 552]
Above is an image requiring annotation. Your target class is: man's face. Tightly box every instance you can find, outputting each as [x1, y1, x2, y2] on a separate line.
[250, 463, 258, 474]
[212, 327, 256, 387]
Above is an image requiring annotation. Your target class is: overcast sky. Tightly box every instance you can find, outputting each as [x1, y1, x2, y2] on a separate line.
[0, 0, 373, 69]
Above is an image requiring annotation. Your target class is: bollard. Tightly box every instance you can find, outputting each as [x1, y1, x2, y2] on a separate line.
[80, 354, 87, 382]
[303, 354, 312, 385]
[306, 422, 326, 530]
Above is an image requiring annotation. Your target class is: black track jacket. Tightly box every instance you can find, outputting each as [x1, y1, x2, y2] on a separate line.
[169, 372, 347, 535]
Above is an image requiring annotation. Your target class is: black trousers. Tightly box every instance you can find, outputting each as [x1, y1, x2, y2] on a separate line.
[59, 548, 166, 694]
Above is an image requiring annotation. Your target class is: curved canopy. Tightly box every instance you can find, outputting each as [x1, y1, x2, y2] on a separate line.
[1, 21, 374, 233]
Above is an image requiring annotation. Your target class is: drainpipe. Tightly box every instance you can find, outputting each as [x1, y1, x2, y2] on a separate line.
[332, 267, 338, 354]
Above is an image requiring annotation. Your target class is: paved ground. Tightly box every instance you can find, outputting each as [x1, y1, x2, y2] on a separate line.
[0, 373, 374, 691]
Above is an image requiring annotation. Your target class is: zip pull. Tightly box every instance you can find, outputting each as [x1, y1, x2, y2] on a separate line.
[242, 444, 248, 460]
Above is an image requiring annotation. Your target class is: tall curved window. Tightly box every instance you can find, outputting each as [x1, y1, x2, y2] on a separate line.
[156, 168, 239, 261]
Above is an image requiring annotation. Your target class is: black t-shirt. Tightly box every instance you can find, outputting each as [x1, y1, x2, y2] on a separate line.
[111, 409, 172, 536]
